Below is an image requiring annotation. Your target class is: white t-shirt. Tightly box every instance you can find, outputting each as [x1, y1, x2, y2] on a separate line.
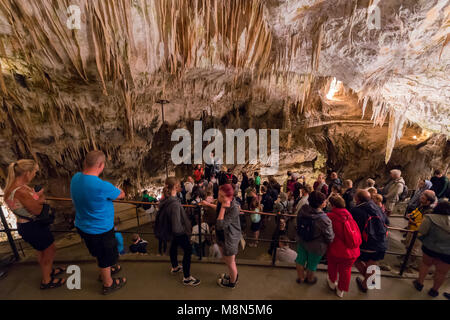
[276, 246, 297, 264]
[185, 182, 193, 201]
[191, 222, 210, 244]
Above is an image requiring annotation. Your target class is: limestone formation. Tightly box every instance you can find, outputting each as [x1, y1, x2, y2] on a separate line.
[0, 0, 448, 194]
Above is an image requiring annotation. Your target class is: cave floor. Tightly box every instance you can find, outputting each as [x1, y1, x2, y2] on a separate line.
[1, 202, 449, 300]
[1, 260, 449, 300]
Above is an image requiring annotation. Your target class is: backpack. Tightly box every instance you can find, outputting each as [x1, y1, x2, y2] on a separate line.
[279, 201, 289, 215]
[297, 216, 316, 241]
[362, 215, 388, 245]
[262, 193, 274, 212]
[142, 197, 151, 210]
[287, 180, 295, 192]
[341, 215, 362, 249]
[399, 183, 408, 201]
[154, 208, 172, 241]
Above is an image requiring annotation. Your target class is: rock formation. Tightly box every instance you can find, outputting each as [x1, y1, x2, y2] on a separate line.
[0, 0, 448, 195]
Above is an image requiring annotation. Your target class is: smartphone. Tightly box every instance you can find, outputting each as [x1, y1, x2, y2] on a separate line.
[34, 185, 43, 192]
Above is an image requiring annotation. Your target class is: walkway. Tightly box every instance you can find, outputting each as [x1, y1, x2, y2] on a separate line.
[0, 261, 448, 300]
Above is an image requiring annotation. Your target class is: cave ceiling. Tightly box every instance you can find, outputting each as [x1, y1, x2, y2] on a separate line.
[0, 0, 449, 189]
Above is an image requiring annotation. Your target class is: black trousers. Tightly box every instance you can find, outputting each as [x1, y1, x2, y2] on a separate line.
[158, 239, 167, 255]
[170, 234, 192, 278]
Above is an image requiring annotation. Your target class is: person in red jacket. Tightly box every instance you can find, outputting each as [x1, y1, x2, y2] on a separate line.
[193, 165, 204, 183]
[326, 195, 361, 298]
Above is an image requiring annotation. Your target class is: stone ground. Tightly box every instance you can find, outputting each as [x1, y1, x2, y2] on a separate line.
[1, 260, 449, 300]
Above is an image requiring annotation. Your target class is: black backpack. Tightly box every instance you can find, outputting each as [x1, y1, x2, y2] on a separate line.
[297, 216, 316, 241]
[399, 183, 409, 201]
[213, 182, 219, 199]
[262, 193, 274, 212]
[154, 208, 172, 241]
[142, 197, 151, 210]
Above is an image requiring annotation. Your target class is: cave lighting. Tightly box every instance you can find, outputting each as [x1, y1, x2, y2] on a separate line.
[0, 187, 18, 237]
[326, 77, 343, 100]
[413, 135, 417, 140]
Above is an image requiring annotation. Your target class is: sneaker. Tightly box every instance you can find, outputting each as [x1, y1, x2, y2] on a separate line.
[183, 276, 201, 286]
[217, 277, 236, 289]
[327, 277, 337, 291]
[412, 280, 424, 292]
[171, 265, 183, 274]
[219, 273, 239, 284]
[336, 288, 344, 298]
[443, 292, 450, 300]
[428, 289, 439, 298]
[305, 276, 318, 285]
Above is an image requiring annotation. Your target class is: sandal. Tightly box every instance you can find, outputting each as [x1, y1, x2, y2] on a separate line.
[102, 277, 127, 295]
[98, 265, 123, 282]
[40, 276, 66, 290]
[111, 265, 122, 275]
[304, 277, 318, 285]
[296, 278, 303, 284]
[51, 267, 66, 277]
[413, 280, 424, 292]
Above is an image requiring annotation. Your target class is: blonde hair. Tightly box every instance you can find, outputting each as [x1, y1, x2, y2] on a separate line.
[344, 179, 353, 188]
[5, 159, 38, 192]
[372, 194, 383, 203]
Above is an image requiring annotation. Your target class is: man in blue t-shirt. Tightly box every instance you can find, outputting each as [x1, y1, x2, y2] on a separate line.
[71, 150, 127, 295]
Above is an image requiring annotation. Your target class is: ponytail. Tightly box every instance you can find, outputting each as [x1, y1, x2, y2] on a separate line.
[4, 159, 37, 192]
[4, 162, 17, 192]
[164, 177, 179, 198]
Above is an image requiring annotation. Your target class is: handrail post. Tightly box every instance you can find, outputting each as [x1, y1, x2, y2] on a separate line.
[0, 206, 20, 261]
[271, 212, 281, 266]
[135, 205, 140, 227]
[198, 205, 203, 261]
[400, 230, 418, 276]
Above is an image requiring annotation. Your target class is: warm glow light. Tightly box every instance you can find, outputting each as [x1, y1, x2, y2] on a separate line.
[0, 187, 18, 242]
[326, 77, 343, 100]
[413, 135, 417, 139]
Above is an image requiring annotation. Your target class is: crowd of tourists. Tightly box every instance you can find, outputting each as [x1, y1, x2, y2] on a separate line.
[2, 151, 449, 298]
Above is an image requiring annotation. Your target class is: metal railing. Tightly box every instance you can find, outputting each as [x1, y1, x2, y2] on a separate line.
[0, 196, 419, 276]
